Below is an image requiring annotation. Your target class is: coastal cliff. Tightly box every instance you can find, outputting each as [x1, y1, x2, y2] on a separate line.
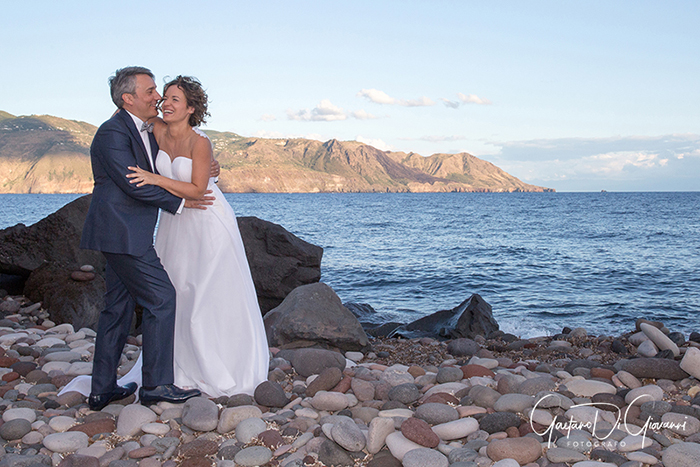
[0, 111, 554, 193]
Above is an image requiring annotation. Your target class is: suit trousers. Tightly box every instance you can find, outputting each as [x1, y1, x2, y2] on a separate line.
[91, 247, 177, 394]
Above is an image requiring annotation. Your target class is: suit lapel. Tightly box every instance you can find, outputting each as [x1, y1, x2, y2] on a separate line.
[117, 110, 154, 172]
[148, 132, 160, 174]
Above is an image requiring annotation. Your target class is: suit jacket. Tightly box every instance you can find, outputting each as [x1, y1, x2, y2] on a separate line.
[81, 110, 183, 255]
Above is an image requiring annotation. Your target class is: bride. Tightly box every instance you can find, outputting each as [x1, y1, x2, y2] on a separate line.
[122, 75, 270, 397]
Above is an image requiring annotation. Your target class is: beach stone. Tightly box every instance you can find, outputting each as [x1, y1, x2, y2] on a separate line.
[447, 448, 479, 463]
[0, 418, 32, 440]
[625, 384, 664, 406]
[486, 437, 542, 464]
[616, 370, 642, 389]
[402, 447, 449, 467]
[491, 461, 519, 467]
[680, 347, 700, 379]
[431, 417, 479, 440]
[546, 447, 588, 463]
[43, 431, 89, 453]
[254, 380, 289, 407]
[367, 416, 395, 454]
[258, 429, 284, 449]
[48, 416, 76, 432]
[116, 404, 157, 437]
[565, 379, 617, 397]
[385, 432, 424, 461]
[637, 339, 659, 357]
[590, 449, 628, 465]
[181, 397, 219, 432]
[436, 366, 463, 383]
[351, 377, 375, 401]
[641, 322, 680, 356]
[621, 358, 689, 380]
[446, 338, 480, 357]
[331, 417, 366, 451]
[414, 403, 458, 425]
[68, 418, 115, 437]
[493, 394, 535, 413]
[661, 412, 700, 436]
[617, 434, 653, 452]
[3, 407, 37, 423]
[236, 417, 267, 443]
[388, 383, 421, 404]
[306, 366, 342, 397]
[233, 445, 272, 467]
[468, 385, 501, 408]
[570, 462, 617, 467]
[662, 441, 700, 467]
[518, 376, 557, 395]
[57, 454, 100, 467]
[318, 439, 355, 467]
[217, 405, 263, 433]
[497, 374, 526, 394]
[400, 417, 439, 448]
[128, 446, 157, 459]
[479, 412, 521, 434]
[178, 439, 218, 458]
[11, 361, 37, 376]
[462, 364, 495, 378]
[285, 348, 346, 377]
[264, 283, 369, 351]
[311, 391, 350, 411]
[381, 366, 415, 386]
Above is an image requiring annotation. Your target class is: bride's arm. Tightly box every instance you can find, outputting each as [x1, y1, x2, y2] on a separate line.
[126, 138, 212, 200]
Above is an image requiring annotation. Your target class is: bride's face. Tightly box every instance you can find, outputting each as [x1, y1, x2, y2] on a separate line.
[161, 85, 194, 124]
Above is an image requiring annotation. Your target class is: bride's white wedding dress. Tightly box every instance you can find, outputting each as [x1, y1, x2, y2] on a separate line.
[60, 130, 269, 398]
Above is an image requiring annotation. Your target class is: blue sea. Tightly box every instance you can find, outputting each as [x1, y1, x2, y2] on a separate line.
[1, 192, 698, 339]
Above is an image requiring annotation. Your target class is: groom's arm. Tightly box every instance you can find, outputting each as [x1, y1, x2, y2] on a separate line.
[93, 123, 183, 214]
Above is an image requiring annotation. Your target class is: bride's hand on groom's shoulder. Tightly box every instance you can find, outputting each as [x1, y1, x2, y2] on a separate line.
[185, 190, 215, 210]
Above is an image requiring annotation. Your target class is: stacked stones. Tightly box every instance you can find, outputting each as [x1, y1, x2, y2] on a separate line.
[1, 296, 700, 467]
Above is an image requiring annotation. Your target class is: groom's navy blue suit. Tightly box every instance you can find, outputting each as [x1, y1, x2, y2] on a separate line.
[81, 109, 182, 394]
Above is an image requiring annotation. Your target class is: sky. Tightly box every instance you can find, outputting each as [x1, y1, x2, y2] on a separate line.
[2, 1, 699, 191]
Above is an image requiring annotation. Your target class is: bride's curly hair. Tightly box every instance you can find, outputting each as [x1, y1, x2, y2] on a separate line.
[163, 75, 211, 127]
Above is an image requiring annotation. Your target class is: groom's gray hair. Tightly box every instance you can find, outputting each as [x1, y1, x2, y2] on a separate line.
[109, 66, 155, 108]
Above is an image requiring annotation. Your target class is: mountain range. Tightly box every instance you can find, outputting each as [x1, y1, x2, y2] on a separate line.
[0, 111, 553, 193]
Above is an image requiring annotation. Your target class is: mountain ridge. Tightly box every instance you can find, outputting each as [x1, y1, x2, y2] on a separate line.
[0, 111, 554, 193]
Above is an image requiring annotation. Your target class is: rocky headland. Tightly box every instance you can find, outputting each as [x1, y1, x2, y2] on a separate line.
[0, 111, 553, 194]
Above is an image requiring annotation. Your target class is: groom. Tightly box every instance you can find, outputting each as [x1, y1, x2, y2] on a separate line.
[81, 66, 211, 410]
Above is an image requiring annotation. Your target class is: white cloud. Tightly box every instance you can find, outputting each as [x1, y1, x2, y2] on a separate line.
[357, 88, 435, 107]
[287, 99, 347, 121]
[356, 135, 393, 151]
[259, 114, 276, 121]
[457, 93, 492, 105]
[351, 109, 380, 120]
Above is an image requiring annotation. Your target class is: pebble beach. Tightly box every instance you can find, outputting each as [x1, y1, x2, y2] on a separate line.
[1, 294, 700, 467]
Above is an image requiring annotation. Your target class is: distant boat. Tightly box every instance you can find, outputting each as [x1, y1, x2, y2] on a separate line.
[601, 190, 607, 192]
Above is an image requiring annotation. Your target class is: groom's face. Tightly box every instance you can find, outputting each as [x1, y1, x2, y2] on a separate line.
[125, 74, 161, 121]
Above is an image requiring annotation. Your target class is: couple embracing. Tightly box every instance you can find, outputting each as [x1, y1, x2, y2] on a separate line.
[70, 67, 269, 410]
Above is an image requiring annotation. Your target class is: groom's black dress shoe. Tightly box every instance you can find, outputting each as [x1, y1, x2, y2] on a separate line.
[139, 384, 201, 405]
[88, 382, 138, 411]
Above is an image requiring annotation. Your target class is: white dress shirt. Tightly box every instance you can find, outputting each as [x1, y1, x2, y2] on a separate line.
[125, 111, 185, 214]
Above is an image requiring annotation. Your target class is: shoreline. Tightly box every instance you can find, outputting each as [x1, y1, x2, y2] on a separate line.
[0, 293, 699, 466]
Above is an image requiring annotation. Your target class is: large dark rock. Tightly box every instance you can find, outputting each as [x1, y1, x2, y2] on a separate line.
[23, 262, 105, 330]
[236, 216, 323, 314]
[1, 198, 322, 330]
[264, 282, 370, 351]
[389, 294, 498, 340]
[0, 195, 104, 277]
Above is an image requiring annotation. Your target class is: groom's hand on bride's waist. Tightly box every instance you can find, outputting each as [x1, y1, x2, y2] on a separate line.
[184, 190, 215, 210]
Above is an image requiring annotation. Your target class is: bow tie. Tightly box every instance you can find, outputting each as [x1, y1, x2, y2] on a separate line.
[141, 121, 154, 133]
